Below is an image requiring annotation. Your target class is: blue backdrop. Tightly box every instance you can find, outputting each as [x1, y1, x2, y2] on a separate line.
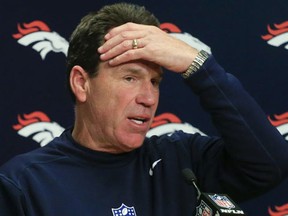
[1, 0, 288, 215]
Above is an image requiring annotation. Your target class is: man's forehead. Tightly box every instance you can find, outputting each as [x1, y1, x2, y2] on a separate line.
[123, 61, 161, 72]
[100, 60, 163, 77]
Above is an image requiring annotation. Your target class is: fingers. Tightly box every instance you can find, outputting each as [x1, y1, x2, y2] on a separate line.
[98, 23, 158, 64]
[104, 22, 144, 40]
[97, 22, 198, 72]
[98, 32, 146, 63]
[98, 23, 147, 54]
[100, 29, 146, 52]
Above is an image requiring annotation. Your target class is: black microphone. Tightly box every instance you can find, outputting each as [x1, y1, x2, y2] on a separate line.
[182, 168, 246, 216]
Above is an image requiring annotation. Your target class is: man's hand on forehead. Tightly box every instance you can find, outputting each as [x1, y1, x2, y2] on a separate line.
[98, 22, 199, 73]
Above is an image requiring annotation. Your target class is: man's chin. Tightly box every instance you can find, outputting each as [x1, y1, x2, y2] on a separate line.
[120, 134, 146, 151]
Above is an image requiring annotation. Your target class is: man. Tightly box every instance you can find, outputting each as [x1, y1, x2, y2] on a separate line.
[0, 2, 287, 216]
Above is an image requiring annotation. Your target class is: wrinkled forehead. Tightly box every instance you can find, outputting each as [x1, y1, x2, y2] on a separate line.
[99, 60, 163, 78]
[124, 60, 163, 76]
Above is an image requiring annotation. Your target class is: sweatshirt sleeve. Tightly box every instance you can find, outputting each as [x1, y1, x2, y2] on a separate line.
[184, 55, 288, 200]
[0, 174, 26, 216]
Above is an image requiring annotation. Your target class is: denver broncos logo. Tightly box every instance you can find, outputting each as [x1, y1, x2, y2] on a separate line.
[268, 203, 288, 216]
[12, 20, 69, 59]
[13, 111, 64, 147]
[268, 111, 288, 141]
[160, 22, 212, 54]
[262, 21, 288, 49]
[146, 112, 206, 137]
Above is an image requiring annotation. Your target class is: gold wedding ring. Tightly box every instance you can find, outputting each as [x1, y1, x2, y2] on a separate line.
[132, 39, 138, 49]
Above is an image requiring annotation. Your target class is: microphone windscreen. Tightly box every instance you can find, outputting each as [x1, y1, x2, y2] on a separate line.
[182, 168, 197, 185]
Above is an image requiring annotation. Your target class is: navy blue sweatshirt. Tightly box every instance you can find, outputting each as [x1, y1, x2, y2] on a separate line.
[1, 56, 287, 216]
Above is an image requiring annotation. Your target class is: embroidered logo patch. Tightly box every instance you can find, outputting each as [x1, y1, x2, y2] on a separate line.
[112, 203, 137, 216]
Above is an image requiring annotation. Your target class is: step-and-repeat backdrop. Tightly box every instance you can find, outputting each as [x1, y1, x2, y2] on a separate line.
[1, 0, 288, 215]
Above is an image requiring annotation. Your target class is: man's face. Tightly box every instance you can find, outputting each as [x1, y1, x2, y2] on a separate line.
[85, 60, 162, 153]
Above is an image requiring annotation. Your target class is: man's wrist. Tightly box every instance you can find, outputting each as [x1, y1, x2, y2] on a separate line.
[181, 50, 210, 79]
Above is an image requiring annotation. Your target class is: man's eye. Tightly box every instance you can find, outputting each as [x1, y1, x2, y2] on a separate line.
[125, 76, 135, 82]
[151, 79, 161, 87]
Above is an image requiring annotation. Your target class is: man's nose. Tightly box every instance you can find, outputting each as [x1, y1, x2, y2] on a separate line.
[136, 82, 158, 107]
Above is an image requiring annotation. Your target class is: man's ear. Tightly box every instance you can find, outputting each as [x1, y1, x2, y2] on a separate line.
[70, 66, 88, 102]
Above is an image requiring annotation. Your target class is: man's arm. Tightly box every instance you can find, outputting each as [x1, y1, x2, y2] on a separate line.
[186, 55, 288, 200]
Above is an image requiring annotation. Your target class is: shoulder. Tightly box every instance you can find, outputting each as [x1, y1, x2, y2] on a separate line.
[145, 130, 212, 151]
[147, 130, 216, 145]
[0, 136, 66, 183]
[144, 130, 221, 158]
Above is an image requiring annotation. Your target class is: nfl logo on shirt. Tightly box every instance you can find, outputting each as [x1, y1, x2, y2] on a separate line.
[112, 203, 137, 216]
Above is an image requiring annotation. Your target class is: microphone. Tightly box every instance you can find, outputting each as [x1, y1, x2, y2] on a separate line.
[182, 168, 246, 216]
